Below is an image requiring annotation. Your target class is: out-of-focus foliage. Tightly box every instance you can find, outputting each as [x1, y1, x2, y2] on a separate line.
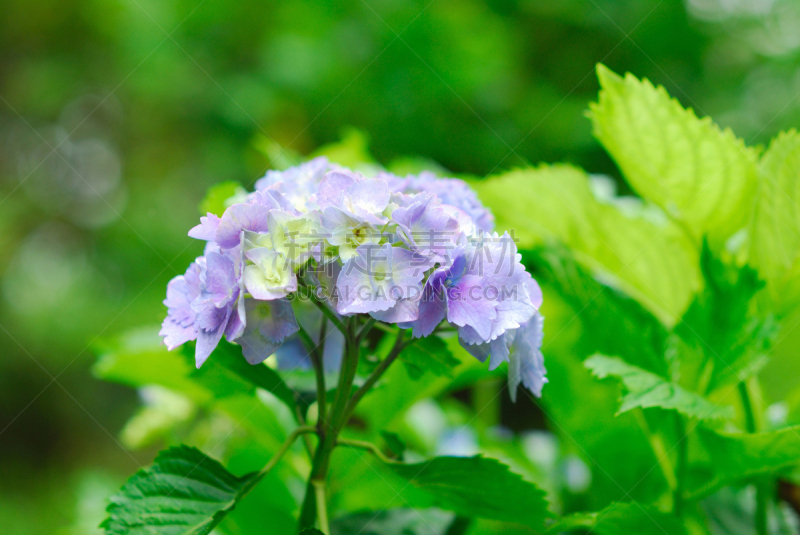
[4, 0, 800, 533]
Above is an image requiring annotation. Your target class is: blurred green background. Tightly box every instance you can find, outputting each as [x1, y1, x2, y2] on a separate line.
[2, 0, 800, 532]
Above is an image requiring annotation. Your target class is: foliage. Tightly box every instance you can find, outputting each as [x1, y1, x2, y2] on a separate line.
[91, 64, 800, 535]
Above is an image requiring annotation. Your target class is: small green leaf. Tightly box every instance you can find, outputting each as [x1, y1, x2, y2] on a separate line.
[585, 354, 733, 419]
[687, 425, 800, 499]
[380, 430, 406, 460]
[399, 335, 461, 380]
[548, 502, 687, 534]
[388, 456, 551, 530]
[102, 445, 258, 535]
[590, 64, 759, 242]
[199, 181, 246, 216]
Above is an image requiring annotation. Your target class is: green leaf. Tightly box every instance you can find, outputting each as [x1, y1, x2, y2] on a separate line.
[687, 425, 800, 499]
[199, 181, 246, 217]
[548, 502, 687, 534]
[331, 509, 454, 535]
[674, 244, 777, 391]
[590, 64, 759, 242]
[399, 335, 460, 380]
[748, 130, 800, 306]
[585, 354, 733, 419]
[380, 430, 406, 460]
[102, 445, 258, 535]
[299, 530, 325, 535]
[387, 456, 551, 529]
[476, 164, 701, 327]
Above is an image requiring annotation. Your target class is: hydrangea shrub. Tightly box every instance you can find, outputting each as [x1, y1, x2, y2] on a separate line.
[97, 65, 800, 535]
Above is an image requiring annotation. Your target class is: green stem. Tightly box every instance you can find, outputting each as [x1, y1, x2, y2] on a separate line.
[298, 319, 360, 532]
[239, 426, 316, 501]
[336, 438, 401, 464]
[342, 330, 407, 421]
[739, 381, 769, 535]
[633, 408, 677, 492]
[309, 293, 348, 337]
[313, 480, 330, 534]
[673, 415, 687, 516]
[313, 319, 328, 429]
[259, 426, 317, 477]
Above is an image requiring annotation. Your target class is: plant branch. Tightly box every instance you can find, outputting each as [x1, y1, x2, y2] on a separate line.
[258, 426, 316, 478]
[297, 318, 360, 532]
[314, 318, 328, 428]
[356, 317, 377, 344]
[343, 330, 407, 420]
[336, 438, 401, 464]
[313, 480, 330, 534]
[309, 294, 348, 337]
[740, 381, 769, 535]
[673, 415, 687, 516]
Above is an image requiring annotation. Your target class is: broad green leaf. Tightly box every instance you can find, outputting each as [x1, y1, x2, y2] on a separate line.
[399, 335, 460, 379]
[331, 509, 454, 535]
[748, 130, 800, 307]
[687, 425, 800, 499]
[387, 456, 552, 530]
[102, 445, 258, 535]
[476, 164, 700, 326]
[199, 181, 246, 217]
[590, 64, 759, 242]
[548, 502, 687, 534]
[585, 354, 733, 419]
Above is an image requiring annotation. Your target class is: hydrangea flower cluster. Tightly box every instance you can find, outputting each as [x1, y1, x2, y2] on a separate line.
[160, 157, 547, 398]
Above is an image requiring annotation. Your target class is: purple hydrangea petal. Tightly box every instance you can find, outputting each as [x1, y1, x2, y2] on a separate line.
[336, 243, 429, 315]
[160, 261, 202, 350]
[316, 170, 359, 208]
[238, 298, 299, 364]
[347, 178, 390, 217]
[189, 213, 221, 241]
[507, 313, 547, 400]
[370, 297, 420, 323]
[408, 270, 447, 338]
[216, 202, 271, 249]
[195, 306, 233, 367]
[393, 194, 459, 262]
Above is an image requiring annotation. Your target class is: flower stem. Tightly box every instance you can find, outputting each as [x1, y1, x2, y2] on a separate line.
[739, 381, 769, 535]
[297, 319, 360, 533]
[673, 415, 687, 516]
[343, 330, 407, 421]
